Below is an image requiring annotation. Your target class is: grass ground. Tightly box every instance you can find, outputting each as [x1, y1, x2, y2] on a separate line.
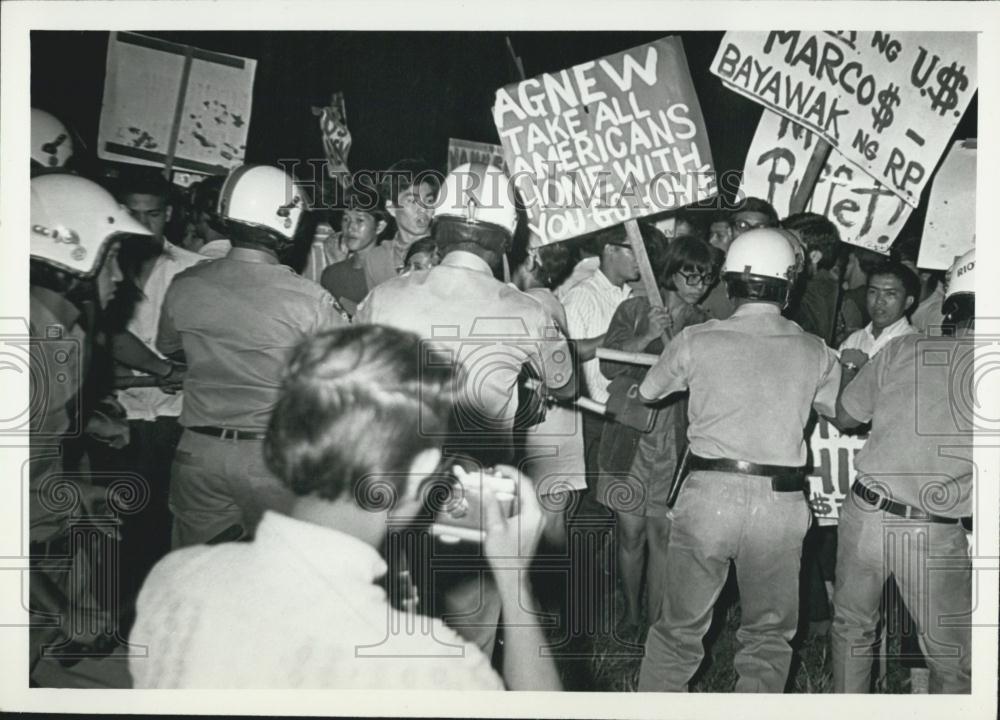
[534, 539, 911, 693]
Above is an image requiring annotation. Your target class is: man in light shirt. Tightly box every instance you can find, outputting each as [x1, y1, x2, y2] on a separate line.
[838, 261, 920, 369]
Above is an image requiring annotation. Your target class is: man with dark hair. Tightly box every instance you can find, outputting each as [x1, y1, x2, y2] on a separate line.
[839, 261, 919, 366]
[129, 325, 560, 690]
[362, 158, 439, 286]
[157, 164, 348, 548]
[731, 196, 779, 237]
[830, 249, 974, 694]
[637, 228, 840, 692]
[782, 211, 844, 345]
[186, 175, 231, 259]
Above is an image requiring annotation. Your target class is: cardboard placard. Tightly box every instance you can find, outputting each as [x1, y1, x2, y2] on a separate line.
[711, 31, 977, 208]
[742, 110, 913, 254]
[494, 36, 716, 245]
[447, 138, 508, 173]
[98, 32, 256, 174]
[918, 140, 977, 270]
[807, 417, 869, 525]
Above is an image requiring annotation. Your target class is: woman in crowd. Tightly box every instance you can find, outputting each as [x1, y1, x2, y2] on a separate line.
[597, 233, 715, 633]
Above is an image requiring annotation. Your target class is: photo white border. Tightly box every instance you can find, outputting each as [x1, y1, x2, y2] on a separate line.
[2, 1, 998, 717]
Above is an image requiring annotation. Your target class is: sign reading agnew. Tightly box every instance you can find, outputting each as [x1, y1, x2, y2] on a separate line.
[493, 36, 716, 244]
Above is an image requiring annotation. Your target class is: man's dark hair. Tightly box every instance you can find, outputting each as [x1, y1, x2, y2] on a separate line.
[781, 212, 841, 271]
[379, 158, 441, 208]
[662, 236, 715, 291]
[734, 196, 779, 226]
[115, 170, 172, 204]
[585, 220, 661, 259]
[264, 325, 457, 510]
[403, 238, 438, 266]
[867, 260, 921, 311]
[190, 175, 225, 215]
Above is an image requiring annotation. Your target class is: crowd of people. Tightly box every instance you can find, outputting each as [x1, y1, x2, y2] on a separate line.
[28, 105, 975, 693]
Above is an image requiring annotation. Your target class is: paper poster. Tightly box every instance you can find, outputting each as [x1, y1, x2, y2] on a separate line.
[918, 140, 977, 270]
[447, 138, 508, 173]
[807, 417, 869, 526]
[742, 109, 913, 254]
[494, 36, 716, 244]
[98, 32, 256, 174]
[712, 31, 977, 207]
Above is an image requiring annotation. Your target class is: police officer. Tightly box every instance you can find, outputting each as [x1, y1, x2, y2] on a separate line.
[156, 164, 348, 548]
[636, 228, 841, 692]
[830, 248, 975, 693]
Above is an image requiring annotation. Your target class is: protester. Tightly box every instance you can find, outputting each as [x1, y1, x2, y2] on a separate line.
[597, 234, 712, 632]
[402, 237, 440, 272]
[156, 164, 348, 548]
[184, 175, 231, 258]
[361, 158, 438, 286]
[707, 210, 734, 252]
[910, 269, 948, 335]
[28, 173, 152, 671]
[320, 186, 390, 315]
[830, 249, 974, 694]
[781, 212, 845, 346]
[302, 211, 348, 283]
[839, 261, 920, 363]
[129, 325, 561, 690]
[637, 228, 841, 693]
[562, 224, 637, 476]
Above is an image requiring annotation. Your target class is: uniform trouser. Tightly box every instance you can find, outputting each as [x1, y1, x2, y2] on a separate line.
[169, 430, 295, 548]
[831, 498, 971, 693]
[638, 471, 812, 692]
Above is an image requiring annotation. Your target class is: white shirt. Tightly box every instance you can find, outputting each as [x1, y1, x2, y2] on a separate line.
[117, 241, 206, 421]
[198, 238, 231, 259]
[555, 255, 600, 301]
[839, 315, 918, 358]
[129, 512, 504, 689]
[562, 268, 631, 404]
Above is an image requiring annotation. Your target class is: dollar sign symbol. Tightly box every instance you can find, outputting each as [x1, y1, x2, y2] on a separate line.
[871, 83, 901, 134]
[928, 61, 968, 116]
[810, 492, 832, 516]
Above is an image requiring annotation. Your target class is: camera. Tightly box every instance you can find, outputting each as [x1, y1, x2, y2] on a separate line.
[419, 316, 571, 439]
[429, 464, 520, 544]
[0, 317, 82, 441]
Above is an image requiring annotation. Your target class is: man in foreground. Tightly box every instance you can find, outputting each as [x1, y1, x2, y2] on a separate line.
[128, 325, 559, 690]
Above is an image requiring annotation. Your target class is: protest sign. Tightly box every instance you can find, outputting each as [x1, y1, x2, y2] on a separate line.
[807, 417, 868, 525]
[98, 32, 256, 175]
[493, 36, 716, 245]
[447, 138, 508, 173]
[312, 92, 351, 183]
[711, 31, 977, 208]
[743, 109, 913, 254]
[918, 139, 977, 270]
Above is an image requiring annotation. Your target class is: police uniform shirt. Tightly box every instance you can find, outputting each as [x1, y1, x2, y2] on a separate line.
[157, 247, 348, 431]
[356, 250, 572, 432]
[640, 303, 841, 467]
[839, 334, 972, 518]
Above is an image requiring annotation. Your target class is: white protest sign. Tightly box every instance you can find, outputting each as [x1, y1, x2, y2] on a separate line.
[712, 31, 977, 208]
[99, 32, 256, 174]
[918, 140, 977, 270]
[494, 36, 716, 245]
[742, 110, 912, 254]
[448, 138, 508, 173]
[807, 417, 868, 526]
[312, 92, 351, 181]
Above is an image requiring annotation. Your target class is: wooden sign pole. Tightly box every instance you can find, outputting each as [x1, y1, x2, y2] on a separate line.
[789, 138, 832, 215]
[163, 46, 195, 182]
[624, 218, 671, 344]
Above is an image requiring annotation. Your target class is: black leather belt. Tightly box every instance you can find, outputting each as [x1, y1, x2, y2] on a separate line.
[188, 426, 268, 441]
[852, 482, 968, 526]
[688, 454, 805, 492]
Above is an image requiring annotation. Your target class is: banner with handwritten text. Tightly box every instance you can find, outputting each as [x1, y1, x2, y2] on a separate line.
[807, 417, 868, 525]
[494, 36, 716, 245]
[712, 31, 977, 208]
[448, 138, 508, 173]
[742, 109, 913, 254]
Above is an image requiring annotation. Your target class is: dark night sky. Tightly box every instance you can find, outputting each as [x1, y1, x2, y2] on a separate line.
[31, 30, 978, 231]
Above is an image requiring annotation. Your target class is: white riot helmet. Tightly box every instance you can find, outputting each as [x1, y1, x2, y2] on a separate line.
[722, 227, 798, 306]
[434, 162, 517, 252]
[31, 109, 75, 169]
[217, 164, 309, 243]
[31, 174, 151, 276]
[943, 248, 975, 325]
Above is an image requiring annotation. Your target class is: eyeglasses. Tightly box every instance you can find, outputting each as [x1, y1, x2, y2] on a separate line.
[676, 268, 715, 287]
